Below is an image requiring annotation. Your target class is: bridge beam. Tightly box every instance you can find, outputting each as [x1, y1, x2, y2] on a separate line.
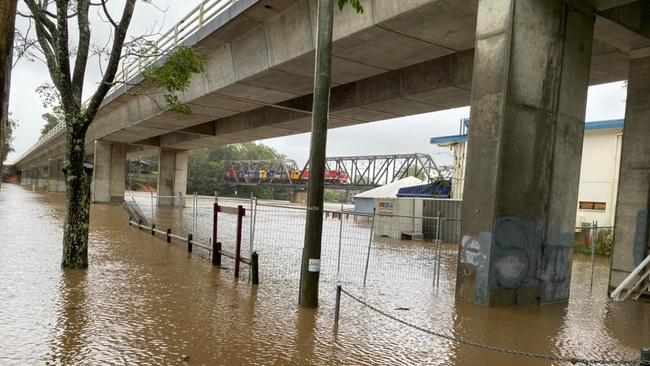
[610, 55, 650, 292]
[457, 0, 594, 306]
[157, 148, 188, 205]
[91, 141, 127, 203]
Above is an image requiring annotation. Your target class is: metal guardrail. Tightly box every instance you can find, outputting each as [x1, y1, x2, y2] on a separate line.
[611, 254, 650, 301]
[13, 0, 238, 166]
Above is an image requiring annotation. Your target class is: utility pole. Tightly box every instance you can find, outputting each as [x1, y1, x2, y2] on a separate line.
[0, 0, 18, 185]
[299, 0, 334, 308]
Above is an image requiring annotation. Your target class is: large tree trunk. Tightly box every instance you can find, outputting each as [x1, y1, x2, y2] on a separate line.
[0, 0, 18, 181]
[61, 124, 92, 269]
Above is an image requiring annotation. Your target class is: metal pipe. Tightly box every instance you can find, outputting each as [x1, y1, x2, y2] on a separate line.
[611, 253, 650, 299]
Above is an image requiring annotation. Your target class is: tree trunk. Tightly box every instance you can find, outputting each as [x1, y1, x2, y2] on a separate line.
[61, 125, 92, 269]
[0, 0, 18, 183]
[299, 0, 334, 308]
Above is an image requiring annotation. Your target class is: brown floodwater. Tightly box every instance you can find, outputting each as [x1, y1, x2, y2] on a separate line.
[0, 183, 648, 365]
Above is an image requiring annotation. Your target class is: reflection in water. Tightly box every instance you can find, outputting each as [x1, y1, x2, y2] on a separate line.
[50, 271, 89, 365]
[0, 184, 647, 365]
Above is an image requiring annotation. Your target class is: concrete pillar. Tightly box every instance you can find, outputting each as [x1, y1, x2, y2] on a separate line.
[610, 55, 650, 292]
[47, 159, 66, 192]
[456, 0, 594, 306]
[91, 141, 127, 203]
[157, 148, 188, 205]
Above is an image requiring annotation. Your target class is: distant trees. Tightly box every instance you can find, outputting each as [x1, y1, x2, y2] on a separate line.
[2, 114, 16, 163]
[40, 106, 64, 137]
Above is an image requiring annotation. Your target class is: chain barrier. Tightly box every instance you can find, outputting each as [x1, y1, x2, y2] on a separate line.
[338, 287, 644, 366]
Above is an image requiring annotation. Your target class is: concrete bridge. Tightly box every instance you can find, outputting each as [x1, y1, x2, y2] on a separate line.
[12, 0, 650, 305]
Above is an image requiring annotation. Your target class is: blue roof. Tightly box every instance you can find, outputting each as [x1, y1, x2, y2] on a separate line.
[431, 118, 624, 145]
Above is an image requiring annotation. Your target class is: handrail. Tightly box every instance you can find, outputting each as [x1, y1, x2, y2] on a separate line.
[13, 0, 238, 166]
[611, 253, 650, 301]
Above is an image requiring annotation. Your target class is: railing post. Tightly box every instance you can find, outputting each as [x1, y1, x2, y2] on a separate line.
[336, 203, 343, 281]
[334, 284, 342, 324]
[151, 223, 155, 235]
[187, 233, 193, 253]
[174, 25, 179, 46]
[166, 228, 172, 243]
[251, 251, 259, 285]
[199, 1, 205, 26]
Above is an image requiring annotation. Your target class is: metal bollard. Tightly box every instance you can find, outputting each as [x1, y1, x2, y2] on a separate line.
[251, 251, 259, 285]
[212, 241, 222, 266]
[166, 228, 171, 243]
[334, 284, 342, 324]
[187, 233, 193, 253]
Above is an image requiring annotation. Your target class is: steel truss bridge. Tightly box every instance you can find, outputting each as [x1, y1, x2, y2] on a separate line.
[224, 153, 451, 190]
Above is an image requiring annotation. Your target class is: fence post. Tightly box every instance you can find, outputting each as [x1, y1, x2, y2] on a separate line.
[363, 209, 376, 286]
[150, 191, 154, 225]
[166, 228, 171, 243]
[251, 251, 259, 285]
[336, 204, 343, 281]
[151, 224, 155, 236]
[436, 212, 443, 287]
[213, 202, 218, 258]
[641, 348, 650, 366]
[234, 205, 244, 278]
[590, 220, 597, 289]
[212, 241, 222, 266]
[187, 233, 193, 253]
[334, 284, 342, 324]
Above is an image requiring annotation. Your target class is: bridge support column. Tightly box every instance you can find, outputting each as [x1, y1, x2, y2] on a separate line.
[157, 148, 188, 205]
[456, 0, 594, 306]
[610, 55, 650, 293]
[47, 159, 66, 192]
[91, 141, 127, 203]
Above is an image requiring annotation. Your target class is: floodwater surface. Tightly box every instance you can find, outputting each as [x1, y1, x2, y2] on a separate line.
[0, 184, 648, 365]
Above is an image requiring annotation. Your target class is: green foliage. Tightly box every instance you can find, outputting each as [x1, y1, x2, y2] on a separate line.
[2, 114, 17, 163]
[144, 47, 207, 114]
[338, 0, 364, 13]
[41, 106, 65, 136]
[575, 229, 614, 257]
[324, 190, 347, 203]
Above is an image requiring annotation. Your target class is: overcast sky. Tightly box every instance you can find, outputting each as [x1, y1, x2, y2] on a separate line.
[7, 1, 628, 167]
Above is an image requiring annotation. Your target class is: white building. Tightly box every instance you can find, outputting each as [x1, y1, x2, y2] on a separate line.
[431, 119, 624, 227]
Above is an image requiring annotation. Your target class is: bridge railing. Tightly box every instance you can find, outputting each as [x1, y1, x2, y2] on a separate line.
[13, 0, 238, 166]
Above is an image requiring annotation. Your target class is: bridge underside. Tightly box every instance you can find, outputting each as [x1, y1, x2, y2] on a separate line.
[14, 0, 650, 305]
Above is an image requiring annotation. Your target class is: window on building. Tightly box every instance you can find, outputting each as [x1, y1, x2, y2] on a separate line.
[579, 201, 606, 211]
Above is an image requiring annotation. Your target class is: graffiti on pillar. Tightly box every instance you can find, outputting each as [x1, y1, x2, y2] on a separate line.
[491, 217, 542, 290]
[460, 232, 491, 304]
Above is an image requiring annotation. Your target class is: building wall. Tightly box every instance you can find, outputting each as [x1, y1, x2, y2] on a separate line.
[446, 128, 623, 227]
[575, 130, 622, 227]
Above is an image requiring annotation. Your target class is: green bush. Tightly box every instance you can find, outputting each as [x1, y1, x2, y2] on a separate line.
[575, 229, 613, 257]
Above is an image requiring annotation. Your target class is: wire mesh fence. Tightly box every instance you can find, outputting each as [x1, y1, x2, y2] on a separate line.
[124, 193, 613, 291]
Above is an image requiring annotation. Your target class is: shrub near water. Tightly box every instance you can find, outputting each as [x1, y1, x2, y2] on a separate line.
[575, 229, 614, 257]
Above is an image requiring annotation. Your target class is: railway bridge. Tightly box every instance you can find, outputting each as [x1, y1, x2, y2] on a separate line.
[11, 0, 650, 305]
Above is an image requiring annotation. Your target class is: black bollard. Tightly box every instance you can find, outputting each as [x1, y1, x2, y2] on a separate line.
[166, 228, 171, 243]
[334, 284, 342, 324]
[251, 251, 259, 285]
[151, 224, 155, 235]
[187, 234, 193, 253]
[212, 241, 222, 266]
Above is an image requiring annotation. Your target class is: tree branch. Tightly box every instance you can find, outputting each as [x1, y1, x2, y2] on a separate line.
[83, 0, 137, 127]
[71, 0, 91, 99]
